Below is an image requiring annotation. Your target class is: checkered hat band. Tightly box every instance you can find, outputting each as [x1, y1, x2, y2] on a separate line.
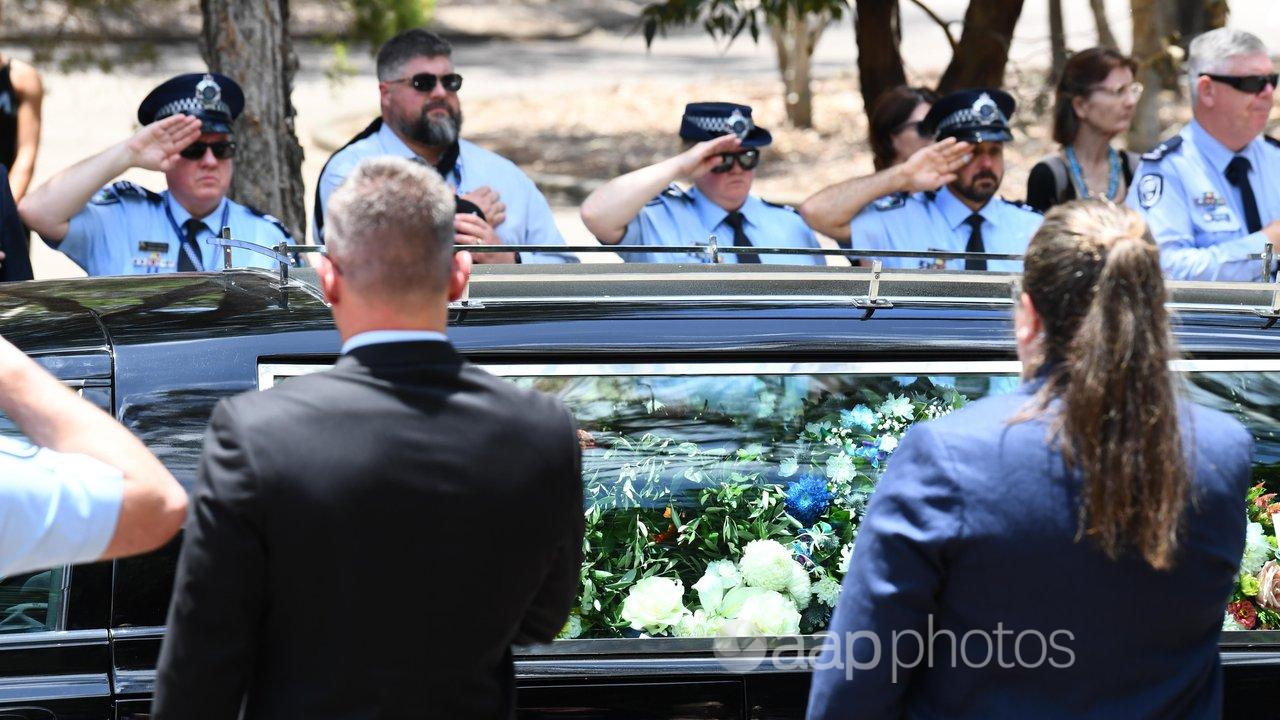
[937, 109, 1006, 132]
[155, 97, 231, 121]
[687, 115, 753, 134]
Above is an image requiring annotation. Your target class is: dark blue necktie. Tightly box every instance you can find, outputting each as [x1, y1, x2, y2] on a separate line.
[1225, 155, 1263, 234]
[178, 219, 204, 272]
[724, 211, 760, 264]
[964, 214, 987, 271]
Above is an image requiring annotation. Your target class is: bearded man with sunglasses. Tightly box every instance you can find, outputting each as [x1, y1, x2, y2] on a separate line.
[1126, 28, 1280, 281]
[19, 74, 289, 276]
[580, 102, 823, 264]
[315, 29, 573, 264]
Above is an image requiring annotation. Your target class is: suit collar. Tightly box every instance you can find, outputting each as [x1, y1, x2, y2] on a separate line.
[338, 340, 464, 370]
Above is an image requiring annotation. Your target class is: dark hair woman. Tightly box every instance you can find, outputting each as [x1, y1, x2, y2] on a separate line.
[1026, 48, 1140, 212]
[868, 85, 939, 171]
[808, 200, 1254, 719]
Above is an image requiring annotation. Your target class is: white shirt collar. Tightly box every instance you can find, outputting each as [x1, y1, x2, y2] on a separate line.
[341, 329, 450, 354]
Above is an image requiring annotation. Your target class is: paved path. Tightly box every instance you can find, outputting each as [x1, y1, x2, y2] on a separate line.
[10, 0, 1278, 276]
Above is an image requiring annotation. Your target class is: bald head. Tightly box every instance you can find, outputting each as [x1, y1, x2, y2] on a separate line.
[323, 157, 456, 302]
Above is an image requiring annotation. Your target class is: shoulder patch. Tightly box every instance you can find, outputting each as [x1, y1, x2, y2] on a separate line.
[1266, 136, 1280, 149]
[873, 192, 907, 211]
[1137, 173, 1164, 208]
[91, 181, 161, 206]
[1141, 135, 1183, 162]
[761, 199, 800, 214]
[244, 205, 294, 240]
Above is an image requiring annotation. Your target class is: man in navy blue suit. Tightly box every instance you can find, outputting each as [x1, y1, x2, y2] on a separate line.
[808, 200, 1253, 719]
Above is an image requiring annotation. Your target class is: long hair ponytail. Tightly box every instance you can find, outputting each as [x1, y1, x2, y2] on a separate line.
[1021, 200, 1187, 570]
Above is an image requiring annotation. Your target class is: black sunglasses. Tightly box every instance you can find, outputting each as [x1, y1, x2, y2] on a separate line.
[711, 149, 761, 174]
[178, 141, 236, 160]
[1202, 73, 1279, 94]
[387, 72, 464, 93]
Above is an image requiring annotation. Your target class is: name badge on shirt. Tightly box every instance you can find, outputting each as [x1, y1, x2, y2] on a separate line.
[138, 241, 170, 253]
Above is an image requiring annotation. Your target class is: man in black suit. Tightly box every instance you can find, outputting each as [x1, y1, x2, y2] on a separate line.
[153, 156, 584, 720]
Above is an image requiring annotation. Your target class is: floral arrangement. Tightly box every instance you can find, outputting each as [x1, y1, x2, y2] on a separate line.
[558, 382, 969, 639]
[1224, 483, 1280, 631]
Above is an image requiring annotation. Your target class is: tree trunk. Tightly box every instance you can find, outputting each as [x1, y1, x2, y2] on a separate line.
[199, 0, 307, 243]
[769, 7, 829, 129]
[1088, 0, 1118, 48]
[1128, 0, 1166, 151]
[937, 0, 1027, 93]
[1175, 0, 1229, 48]
[1048, 0, 1066, 80]
[853, 0, 907, 121]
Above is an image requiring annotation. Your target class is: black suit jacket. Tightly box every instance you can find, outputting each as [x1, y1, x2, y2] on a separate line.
[0, 164, 33, 282]
[154, 341, 583, 720]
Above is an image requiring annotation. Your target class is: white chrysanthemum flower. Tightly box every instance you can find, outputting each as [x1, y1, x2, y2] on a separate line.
[673, 609, 725, 638]
[879, 394, 914, 420]
[814, 575, 842, 607]
[877, 435, 899, 453]
[739, 539, 796, 592]
[778, 457, 800, 478]
[620, 576, 688, 635]
[1223, 612, 1247, 631]
[838, 541, 855, 575]
[826, 453, 856, 485]
[557, 614, 583, 640]
[787, 562, 813, 610]
[707, 559, 742, 589]
[693, 566, 736, 616]
[735, 590, 802, 636]
[1241, 521, 1272, 575]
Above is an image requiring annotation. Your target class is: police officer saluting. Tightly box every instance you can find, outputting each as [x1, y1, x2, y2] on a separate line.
[19, 73, 289, 275]
[1126, 29, 1280, 281]
[580, 102, 824, 264]
[849, 89, 1042, 271]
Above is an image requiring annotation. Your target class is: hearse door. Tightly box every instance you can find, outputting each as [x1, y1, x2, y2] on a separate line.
[0, 383, 115, 720]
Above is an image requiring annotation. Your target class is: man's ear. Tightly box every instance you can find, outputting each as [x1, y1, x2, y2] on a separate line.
[317, 254, 340, 307]
[1197, 75, 1215, 108]
[447, 250, 473, 303]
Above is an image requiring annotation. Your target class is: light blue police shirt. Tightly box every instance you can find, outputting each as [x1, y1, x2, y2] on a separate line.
[1125, 120, 1280, 281]
[51, 183, 288, 276]
[848, 185, 1042, 271]
[616, 184, 825, 265]
[0, 436, 123, 578]
[316, 122, 575, 264]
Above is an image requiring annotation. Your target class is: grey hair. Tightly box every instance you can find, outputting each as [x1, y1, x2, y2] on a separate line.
[376, 28, 453, 81]
[1187, 28, 1270, 105]
[324, 156, 455, 299]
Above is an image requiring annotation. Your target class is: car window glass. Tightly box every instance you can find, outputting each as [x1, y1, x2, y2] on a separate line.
[501, 368, 1280, 645]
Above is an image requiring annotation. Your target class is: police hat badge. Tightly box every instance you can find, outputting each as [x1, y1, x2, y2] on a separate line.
[195, 74, 222, 111]
[973, 93, 999, 123]
[725, 108, 750, 141]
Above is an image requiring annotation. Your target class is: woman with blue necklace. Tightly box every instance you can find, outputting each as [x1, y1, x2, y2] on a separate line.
[1027, 48, 1141, 212]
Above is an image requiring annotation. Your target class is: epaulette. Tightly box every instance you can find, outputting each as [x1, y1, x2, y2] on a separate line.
[761, 199, 800, 214]
[1266, 136, 1280, 149]
[91, 181, 161, 206]
[244, 204, 294, 240]
[1001, 198, 1042, 214]
[654, 184, 692, 204]
[1141, 135, 1183, 162]
[872, 192, 907, 212]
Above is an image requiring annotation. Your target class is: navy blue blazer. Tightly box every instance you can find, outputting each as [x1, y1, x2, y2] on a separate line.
[807, 381, 1253, 720]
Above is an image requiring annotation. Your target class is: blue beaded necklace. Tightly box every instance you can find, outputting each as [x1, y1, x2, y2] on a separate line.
[1065, 145, 1122, 200]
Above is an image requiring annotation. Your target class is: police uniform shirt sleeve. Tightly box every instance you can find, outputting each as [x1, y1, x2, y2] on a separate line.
[512, 172, 575, 265]
[59, 187, 134, 275]
[0, 437, 124, 578]
[1127, 161, 1262, 281]
[314, 150, 360, 244]
[849, 200, 895, 257]
[741, 197, 825, 265]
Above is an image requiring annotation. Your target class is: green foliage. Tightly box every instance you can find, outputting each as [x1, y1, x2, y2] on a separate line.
[639, 0, 848, 47]
[347, 0, 436, 51]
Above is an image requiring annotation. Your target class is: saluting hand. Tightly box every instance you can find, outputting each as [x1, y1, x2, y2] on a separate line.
[460, 186, 507, 229]
[676, 134, 743, 180]
[896, 138, 974, 193]
[126, 115, 203, 173]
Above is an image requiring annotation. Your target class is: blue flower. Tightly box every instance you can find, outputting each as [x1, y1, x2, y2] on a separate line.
[840, 405, 877, 432]
[785, 474, 834, 526]
[854, 440, 883, 469]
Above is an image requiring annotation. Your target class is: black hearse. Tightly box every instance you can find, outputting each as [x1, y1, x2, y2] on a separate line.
[0, 259, 1278, 719]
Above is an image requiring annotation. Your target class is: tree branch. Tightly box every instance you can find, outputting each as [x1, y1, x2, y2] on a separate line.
[903, 0, 957, 53]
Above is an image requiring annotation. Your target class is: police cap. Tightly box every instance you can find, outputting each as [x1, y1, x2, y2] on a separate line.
[921, 88, 1016, 143]
[137, 73, 245, 134]
[679, 102, 773, 148]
